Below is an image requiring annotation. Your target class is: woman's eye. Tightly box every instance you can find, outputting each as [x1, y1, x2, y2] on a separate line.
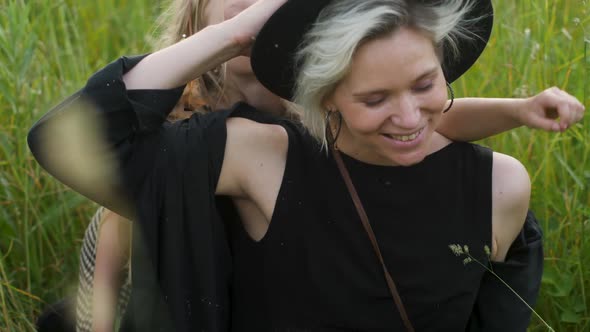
[413, 82, 433, 93]
[363, 98, 385, 107]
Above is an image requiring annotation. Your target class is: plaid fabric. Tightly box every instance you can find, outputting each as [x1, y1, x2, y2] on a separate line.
[76, 207, 131, 332]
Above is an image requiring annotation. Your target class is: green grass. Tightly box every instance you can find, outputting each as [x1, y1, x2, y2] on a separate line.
[0, 0, 588, 331]
[468, 1, 590, 330]
[0, 0, 155, 330]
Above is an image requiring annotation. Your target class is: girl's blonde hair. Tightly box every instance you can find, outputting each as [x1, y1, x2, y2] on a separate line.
[152, 0, 227, 114]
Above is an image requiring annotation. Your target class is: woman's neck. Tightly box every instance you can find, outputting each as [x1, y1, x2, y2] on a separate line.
[221, 71, 286, 116]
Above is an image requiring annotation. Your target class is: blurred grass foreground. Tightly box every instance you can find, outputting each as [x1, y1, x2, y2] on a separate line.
[0, 0, 589, 331]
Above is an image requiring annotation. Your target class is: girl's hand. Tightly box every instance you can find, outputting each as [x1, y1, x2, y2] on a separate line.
[224, 0, 288, 56]
[518, 87, 585, 132]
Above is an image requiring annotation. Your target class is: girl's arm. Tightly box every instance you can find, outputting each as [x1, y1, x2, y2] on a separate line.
[93, 210, 131, 332]
[122, 0, 287, 90]
[438, 87, 585, 141]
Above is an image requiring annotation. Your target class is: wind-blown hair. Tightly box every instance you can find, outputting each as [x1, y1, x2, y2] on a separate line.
[292, 0, 482, 149]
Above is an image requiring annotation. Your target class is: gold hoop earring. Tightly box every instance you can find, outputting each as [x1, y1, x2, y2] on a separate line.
[325, 110, 342, 147]
[443, 82, 454, 113]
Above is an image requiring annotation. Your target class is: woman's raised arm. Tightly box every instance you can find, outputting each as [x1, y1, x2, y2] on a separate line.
[122, 0, 287, 90]
[438, 87, 585, 141]
[27, 0, 287, 217]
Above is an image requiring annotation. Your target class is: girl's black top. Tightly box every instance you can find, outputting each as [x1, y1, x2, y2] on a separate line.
[228, 122, 492, 331]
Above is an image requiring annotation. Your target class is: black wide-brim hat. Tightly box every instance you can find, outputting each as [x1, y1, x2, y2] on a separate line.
[251, 0, 493, 100]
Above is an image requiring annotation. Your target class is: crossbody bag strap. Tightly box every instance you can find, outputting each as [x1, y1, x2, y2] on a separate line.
[330, 145, 415, 332]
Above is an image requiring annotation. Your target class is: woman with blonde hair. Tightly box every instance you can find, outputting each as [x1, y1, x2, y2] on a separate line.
[33, 0, 584, 331]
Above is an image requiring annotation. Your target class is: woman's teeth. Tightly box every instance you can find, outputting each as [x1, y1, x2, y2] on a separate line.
[386, 129, 422, 142]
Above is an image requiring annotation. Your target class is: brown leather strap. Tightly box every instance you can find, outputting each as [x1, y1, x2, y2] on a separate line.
[329, 143, 415, 332]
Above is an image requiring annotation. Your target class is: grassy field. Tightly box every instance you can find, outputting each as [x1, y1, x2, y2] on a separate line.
[0, 0, 588, 331]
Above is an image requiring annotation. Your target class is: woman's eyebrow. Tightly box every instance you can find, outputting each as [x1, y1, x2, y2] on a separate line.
[412, 66, 439, 82]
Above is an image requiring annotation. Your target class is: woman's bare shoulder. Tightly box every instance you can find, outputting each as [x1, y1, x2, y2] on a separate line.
[216, 117, 289, 197]
[490, 152, 531, 261]
[492, 152, 530, 211]
[226, 117, 288, 148]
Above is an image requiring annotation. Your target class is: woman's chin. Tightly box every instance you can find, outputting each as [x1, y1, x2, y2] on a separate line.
[388, 152, 427, 167]
[378, 130, 430, 166]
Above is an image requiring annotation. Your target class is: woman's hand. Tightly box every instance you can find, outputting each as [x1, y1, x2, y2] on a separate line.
[224, 0, 288, 56]
[518, 87, 585, 132]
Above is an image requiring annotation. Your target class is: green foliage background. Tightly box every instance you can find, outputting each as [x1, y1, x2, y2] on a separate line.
[0, 0, 588, 330]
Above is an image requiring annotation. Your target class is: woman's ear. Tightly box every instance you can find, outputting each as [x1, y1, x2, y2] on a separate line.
[321, 94, 336, 112]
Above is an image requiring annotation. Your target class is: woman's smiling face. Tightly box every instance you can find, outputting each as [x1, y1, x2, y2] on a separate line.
[326, 27, 448, 167]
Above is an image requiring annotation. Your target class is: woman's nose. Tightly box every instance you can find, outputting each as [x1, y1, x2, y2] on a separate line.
[389, 94, 421, 129]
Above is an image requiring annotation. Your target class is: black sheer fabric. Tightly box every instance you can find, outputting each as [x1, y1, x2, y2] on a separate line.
[29, 55, 234, 331]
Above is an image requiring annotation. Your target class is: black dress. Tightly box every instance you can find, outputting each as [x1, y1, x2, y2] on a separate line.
[28, 55, 543, 332]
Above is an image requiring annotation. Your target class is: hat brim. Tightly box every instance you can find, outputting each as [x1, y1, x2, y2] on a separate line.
[251, 0, 493, 100]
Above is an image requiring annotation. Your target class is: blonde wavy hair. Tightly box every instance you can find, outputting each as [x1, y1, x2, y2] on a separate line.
[152, 0, 227, 115]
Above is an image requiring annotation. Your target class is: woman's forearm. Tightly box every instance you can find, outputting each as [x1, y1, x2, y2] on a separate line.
[123, 24, 240, 90]
[438, 88, 585, 141]
[123, 0, 287, 90]
[437, 98, 524, 141]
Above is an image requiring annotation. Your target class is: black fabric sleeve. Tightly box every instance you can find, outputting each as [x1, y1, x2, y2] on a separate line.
[27, 55, 185, 217]
[81, 55, 185, 139]
[467, 210, 544, 332]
